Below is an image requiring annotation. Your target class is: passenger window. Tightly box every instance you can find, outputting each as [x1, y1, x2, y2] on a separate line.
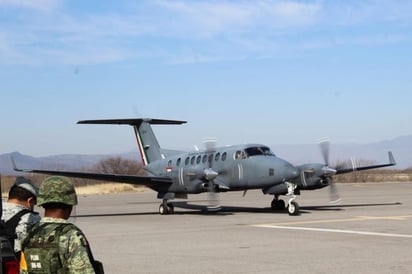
[168, 160, 172, 166]
[196, 155, 201, 164]
[202, 154, 208, 163]
[177, 158, 181, 166]
[221, 152, 227, 161]
[215, 152, 220, 162]
[185, 157, 190, 165]
[191, 156, 196, 165]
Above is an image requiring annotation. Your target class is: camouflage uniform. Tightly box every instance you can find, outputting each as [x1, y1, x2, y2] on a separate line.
[1, 202, 40, 253]
[23, 217, 97, 273]
[21, 176, 100, 274]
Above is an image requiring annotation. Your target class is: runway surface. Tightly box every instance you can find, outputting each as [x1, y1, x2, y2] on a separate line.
[66, 182, 412, 274]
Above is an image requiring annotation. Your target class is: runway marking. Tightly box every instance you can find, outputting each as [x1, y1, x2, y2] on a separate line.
[253, 225, 412, 238]
[257, 215, 412, 226]
[252, 215, 412, 238]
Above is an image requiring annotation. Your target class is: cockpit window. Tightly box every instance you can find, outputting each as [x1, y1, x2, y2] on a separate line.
[234, 150, 246, 160]
[245, 146, 275, 157]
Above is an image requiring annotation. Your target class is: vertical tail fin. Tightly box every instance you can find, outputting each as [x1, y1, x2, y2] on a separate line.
[77, 118, 187, 165]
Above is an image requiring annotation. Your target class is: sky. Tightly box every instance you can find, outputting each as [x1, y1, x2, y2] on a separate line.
[0, 0, 411, 157]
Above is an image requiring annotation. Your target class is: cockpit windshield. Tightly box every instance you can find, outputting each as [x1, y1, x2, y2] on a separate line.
[244, 146, 275, 157]
[234, 146, 276, 160]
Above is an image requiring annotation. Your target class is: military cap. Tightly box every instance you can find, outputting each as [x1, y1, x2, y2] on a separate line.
[14, 176, 39, 197]
[37, 176, 78, 206]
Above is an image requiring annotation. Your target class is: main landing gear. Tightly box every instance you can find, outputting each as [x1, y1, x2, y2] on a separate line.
[159, 199, 174, 215]
[270, 182, 300, 216]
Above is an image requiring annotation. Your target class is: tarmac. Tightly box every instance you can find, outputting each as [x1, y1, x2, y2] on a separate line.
[64, 182, 412, 274]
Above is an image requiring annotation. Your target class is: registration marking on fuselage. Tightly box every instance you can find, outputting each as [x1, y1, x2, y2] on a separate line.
[252, 215, 412, 238]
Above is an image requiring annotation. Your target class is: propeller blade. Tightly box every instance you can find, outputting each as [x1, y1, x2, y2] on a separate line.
[207, 183, 221, 211]
[203, 137, 217, 152]
[202, 137, 221, 211]
[327, 178, 341, 203]
[319, 138, 341, 203]
[319, 138, 330, 166]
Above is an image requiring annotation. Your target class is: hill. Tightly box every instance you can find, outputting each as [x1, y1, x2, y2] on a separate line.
[0, 136, 411, 175]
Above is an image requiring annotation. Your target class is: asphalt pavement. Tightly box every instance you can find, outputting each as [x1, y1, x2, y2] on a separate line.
[64, 182, 412, 274]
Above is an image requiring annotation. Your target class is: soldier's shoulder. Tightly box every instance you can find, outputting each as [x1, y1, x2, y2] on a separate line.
[20, 211, 41, 224]
[60, 223, 86, 238]
[2, 202, 27, 220]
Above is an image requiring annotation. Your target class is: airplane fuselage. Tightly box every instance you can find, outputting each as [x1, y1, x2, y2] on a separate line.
[144, 143, 299, 194]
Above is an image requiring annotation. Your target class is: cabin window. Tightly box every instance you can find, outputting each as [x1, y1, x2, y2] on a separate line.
[196, 155, 202, 164]
[168, 160, 172, 166]
[191, 156, 196, 165]
[177, 158, 181, 166]
[185, 157, 190, 165]
[202, 154, 208, 163]
[214, 152, 220, 162]
[221, 152, 227, 161]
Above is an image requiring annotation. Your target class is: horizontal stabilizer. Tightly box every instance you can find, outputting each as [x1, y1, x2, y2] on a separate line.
[77, 118, 186, 126]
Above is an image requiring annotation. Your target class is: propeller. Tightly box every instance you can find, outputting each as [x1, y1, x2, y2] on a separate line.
[318, 138, 340, 203]
[203, 138, 221, 211]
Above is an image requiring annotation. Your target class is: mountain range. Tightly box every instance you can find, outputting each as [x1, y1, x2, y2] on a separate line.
[1, 135, 411, 175]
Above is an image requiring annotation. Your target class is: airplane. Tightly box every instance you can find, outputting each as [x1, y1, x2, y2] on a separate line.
[12, 118, 396, 216]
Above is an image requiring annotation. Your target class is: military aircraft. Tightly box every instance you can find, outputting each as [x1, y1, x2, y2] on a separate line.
[12, 118, 396, 216]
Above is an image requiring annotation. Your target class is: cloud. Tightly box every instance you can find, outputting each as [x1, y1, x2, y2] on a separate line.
[0, 0, 60, 12]
[1, 0, 411, 66]
[152, 0, 321, 37]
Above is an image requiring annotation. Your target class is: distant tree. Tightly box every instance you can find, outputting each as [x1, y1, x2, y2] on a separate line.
[95, 157, 145, 175]
[72, 157, 145, 187]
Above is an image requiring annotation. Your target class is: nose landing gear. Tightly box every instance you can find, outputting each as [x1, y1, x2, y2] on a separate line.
[286, 182, 300, 216]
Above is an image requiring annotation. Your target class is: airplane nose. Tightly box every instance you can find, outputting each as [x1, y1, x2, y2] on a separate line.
[284, 162, 299, 180]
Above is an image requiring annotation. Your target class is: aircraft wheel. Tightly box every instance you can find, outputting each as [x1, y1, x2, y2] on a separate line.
[271, 199, 285, 210]
[288, 201, 300, 216]
[167, 203, 174, 214]
[159, 204, 169, 215]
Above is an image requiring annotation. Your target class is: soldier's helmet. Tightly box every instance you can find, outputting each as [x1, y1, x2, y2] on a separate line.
[37, 176, 78, 206]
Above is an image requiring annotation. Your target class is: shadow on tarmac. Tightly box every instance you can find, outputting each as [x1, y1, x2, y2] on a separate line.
[71, 201, 402, 218]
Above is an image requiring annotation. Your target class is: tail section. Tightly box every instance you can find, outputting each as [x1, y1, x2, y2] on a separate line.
[77, 118, 187, 165]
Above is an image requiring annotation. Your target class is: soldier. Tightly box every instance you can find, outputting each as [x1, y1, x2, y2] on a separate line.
[1, 176, 40, 259]
[21, 176, 104, 274]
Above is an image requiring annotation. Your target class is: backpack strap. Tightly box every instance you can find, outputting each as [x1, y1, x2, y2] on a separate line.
[4, 208, 32, 238]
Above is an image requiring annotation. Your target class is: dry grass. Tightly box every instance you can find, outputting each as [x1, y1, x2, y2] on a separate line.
[1, 174, 147, 197]
[2, 169, 412, 197]
[75, 183, 146, 195]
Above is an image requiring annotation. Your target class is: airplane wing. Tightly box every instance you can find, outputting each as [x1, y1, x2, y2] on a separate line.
[11, 159, 173, 193]
[336, 151, 396, 174]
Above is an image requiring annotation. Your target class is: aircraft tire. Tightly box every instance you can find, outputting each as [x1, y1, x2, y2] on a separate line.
[167, 203, 174, 214]
[159, 204, 169, 215]
[287, 201, 300, 216]
[271, 199, 285, 210]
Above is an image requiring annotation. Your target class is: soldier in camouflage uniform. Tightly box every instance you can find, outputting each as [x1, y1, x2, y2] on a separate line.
[1, 177, 41, 256]
[21, 176, 103, 274]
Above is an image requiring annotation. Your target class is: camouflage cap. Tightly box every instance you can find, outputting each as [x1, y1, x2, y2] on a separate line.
[37, 176, 78, 206]
[14, 176, 39, 197]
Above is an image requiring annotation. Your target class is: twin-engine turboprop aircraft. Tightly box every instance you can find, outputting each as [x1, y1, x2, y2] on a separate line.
[13, 118, 396, 216]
